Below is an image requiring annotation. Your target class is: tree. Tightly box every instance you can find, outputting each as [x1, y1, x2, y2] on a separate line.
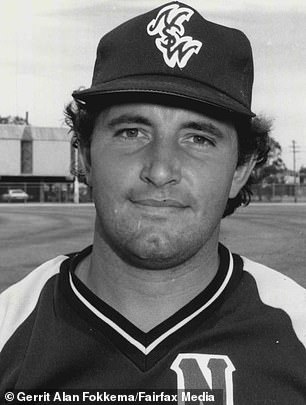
[300, 166, 306, 185]
[0, 115, 28, 125]
[252, 137, 287, 201]
[254, 137, 286, 184]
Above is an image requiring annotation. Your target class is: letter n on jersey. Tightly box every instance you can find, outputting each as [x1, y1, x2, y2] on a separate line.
[171, 354, 235, 405]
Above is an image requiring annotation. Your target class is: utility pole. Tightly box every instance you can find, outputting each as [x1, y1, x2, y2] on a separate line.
[291, 140, 298, 203]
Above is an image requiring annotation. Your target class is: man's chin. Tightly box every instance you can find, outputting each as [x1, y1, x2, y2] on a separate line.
[117, 237, 200, 270]
[99, 219, 206, 270]
[121, 251, 188, 270]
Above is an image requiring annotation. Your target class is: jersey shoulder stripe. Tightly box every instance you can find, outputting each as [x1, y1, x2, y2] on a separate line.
[242, 257, 306, 349]
[0, 255, 68, 352]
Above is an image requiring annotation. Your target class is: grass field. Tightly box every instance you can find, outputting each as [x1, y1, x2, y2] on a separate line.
[0, 203, 305, 292]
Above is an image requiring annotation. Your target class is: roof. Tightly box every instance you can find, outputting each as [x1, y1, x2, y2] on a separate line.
[0, 125, 70, 142]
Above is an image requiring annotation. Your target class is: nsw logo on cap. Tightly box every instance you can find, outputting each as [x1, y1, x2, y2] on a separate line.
[147, 3, 202, 69]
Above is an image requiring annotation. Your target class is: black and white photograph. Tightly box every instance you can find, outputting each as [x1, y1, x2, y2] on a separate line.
[0, 1, 305, 403]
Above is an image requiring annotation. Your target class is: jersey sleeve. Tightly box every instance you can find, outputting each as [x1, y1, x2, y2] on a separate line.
[0, 255, 67, 353]
[242, 256, 306, 350]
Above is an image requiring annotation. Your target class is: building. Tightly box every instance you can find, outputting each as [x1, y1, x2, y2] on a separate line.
[0, 125, 76, 202]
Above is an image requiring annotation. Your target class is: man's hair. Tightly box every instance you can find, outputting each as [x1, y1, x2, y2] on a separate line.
[64, 94, 271, 218]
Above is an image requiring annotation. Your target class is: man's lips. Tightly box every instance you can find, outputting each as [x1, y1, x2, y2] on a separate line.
[131, 198, 187, 208]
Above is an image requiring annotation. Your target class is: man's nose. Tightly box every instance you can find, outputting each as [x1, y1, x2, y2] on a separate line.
[139, 140, 182, 187]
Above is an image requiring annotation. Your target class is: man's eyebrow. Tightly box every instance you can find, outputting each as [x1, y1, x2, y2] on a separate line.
[182, 121, 224, 138]
[107, 115, 225, 138]
[107, 114, 152, 128]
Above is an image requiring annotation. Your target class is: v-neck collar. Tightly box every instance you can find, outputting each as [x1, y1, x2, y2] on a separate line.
[60, 244, 242, 370]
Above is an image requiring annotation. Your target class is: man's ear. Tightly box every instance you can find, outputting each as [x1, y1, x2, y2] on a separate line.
[229, 157, 256, 199]
[79, 145, 92, 186]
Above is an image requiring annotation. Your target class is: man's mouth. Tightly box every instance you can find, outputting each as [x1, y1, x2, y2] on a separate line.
[132, 199, 187, 208]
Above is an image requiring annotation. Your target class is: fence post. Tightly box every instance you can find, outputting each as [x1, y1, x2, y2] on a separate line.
[294, 184, 297, 203]
[40, 182, 44, 202]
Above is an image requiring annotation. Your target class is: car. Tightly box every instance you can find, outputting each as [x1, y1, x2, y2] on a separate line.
[2, 189, 30, 202]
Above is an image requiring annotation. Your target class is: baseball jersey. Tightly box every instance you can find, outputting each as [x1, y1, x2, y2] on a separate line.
[0, 244, 305, 404]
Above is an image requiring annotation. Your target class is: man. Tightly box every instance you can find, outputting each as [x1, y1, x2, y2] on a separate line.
[0, 2, 305, 404]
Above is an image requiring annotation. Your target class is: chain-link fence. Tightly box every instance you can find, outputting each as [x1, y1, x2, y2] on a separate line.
[251, 183, 306, 202]
[0, 182, 92, 203]
[1, 182, 305, 204]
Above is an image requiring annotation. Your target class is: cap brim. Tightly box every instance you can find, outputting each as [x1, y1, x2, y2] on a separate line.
[72, 75, 255, 117]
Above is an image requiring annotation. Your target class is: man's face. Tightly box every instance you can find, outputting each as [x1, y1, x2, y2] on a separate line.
[87, 102, 246, 269]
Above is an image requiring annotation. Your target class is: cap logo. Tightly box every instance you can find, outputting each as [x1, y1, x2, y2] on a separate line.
[147, 3, 202, 69]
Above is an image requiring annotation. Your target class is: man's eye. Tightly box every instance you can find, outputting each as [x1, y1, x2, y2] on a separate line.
[113, 127, 149, 145]
[190, 135, 214, 146]
[122, 128, 139, 138]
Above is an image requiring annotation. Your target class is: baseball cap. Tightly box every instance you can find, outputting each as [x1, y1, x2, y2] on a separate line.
[73, 1, 255, 117]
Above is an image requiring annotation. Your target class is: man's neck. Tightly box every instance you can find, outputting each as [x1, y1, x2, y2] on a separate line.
[75, 228, 220, 333]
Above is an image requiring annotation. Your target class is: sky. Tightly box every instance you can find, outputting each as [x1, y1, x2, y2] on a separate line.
[0, 0, 306, 169]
